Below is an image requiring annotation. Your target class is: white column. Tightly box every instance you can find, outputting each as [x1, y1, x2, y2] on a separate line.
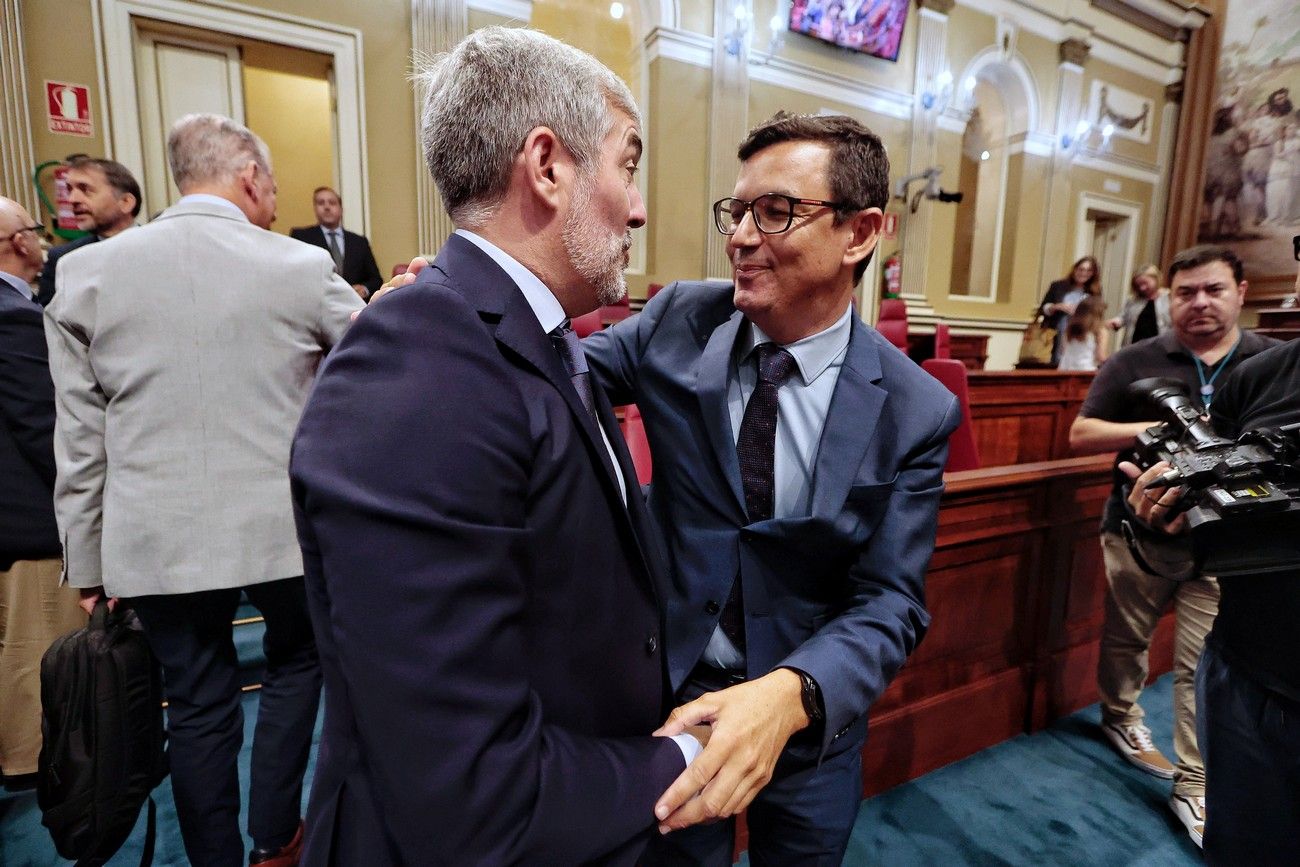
[1035, 37, 1089, 290]
[703, 0, 752, 279]
[0, 0, 37, 216]
[411, 0, 467, 257]
[899, 0, 953, 309]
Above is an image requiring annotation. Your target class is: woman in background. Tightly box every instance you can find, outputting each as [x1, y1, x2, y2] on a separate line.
[1058, 294, 1111, 371]
[1110, 264, 1171, 348]
[1039, 255, 1101, 366]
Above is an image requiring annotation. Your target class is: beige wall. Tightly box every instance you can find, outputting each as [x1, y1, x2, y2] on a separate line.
[241, 41, 334, 236]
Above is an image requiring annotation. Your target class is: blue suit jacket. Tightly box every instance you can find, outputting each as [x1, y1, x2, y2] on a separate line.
[290, 235, 684, 866]
[0, 279, 59, 566]
[585, 281, 960, 759]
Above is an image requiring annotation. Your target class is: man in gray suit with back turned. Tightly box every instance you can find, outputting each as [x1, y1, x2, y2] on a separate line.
[45, 113, 362, 867]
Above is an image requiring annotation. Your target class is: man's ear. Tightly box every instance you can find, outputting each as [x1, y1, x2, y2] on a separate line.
[844, 208, 884, 271]
[520, 126, 572, 210]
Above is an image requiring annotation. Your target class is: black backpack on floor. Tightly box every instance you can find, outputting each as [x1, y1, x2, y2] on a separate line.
[37, 599, 169, 867]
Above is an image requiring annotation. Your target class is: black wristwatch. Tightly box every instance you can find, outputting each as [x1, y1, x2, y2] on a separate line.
[788, 668, 823, 724]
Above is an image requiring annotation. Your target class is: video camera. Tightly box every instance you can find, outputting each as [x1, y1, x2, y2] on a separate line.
[1128, 377, 1300, 576]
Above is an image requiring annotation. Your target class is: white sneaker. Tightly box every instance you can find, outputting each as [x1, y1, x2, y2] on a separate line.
[1101, 721, 1175, 779]
[1170, 793, 1205, 848]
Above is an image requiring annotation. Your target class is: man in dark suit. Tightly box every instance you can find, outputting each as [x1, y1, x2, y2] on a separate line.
[289, 28, 703, 866]
[290, 187, 382, 301]
[36, 156, 141, 307]
[585, 113, 961, 865]
[0, 196, 83, 783]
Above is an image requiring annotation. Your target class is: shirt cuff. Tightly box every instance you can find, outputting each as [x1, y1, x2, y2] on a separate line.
[669, 732, 703, 766]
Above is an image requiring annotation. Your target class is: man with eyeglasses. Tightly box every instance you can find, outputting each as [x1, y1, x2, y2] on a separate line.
[1067, 244, 1279, 847]
[0, 196, 85, 785]
[583, 112, 961, 865]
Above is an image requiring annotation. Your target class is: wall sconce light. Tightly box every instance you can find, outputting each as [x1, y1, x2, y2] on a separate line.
[1060, 119, 1115, 158]
[724, 2, 751, 57]
[920, 69, 954, 113]
[609, 1, 624, 19]
[755, 12, 786, 62]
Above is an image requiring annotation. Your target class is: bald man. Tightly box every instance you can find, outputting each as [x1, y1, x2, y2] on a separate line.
[0, 197, 84, 783]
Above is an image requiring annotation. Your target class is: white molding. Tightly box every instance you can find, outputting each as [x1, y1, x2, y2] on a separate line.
[909, 313, 1031, 332]
[1112, 0, 1209, 32]
[1074, 191, 1142, 314]
[465, 0, 531, 22]
[93, 0, 370, 234]
[1073, 151, 1161, 185]
[643, 27, 914, 120]
[956, 0, 1183, 85]
[956, 46, 1042, 135]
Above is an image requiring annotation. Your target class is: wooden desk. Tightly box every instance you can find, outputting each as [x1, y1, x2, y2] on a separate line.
[1255, 306, 1300, 342]
[859, 455, 1175, 796]
[908, 332, 990, 370]
[966, 370, 1095, 467]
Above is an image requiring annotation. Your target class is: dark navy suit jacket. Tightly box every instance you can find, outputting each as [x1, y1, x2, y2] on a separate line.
[585, 281, 960, 760]
[290, 234, 684, 866]
[0, 278, 60, 567]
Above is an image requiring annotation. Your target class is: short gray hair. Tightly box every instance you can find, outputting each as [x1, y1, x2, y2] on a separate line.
[416, 27, 639, 227]
[167, 113, 272, 191]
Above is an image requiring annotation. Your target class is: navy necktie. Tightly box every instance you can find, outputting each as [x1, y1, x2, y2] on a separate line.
[720, 343, 796, 653]
[550, 320, 596, 421]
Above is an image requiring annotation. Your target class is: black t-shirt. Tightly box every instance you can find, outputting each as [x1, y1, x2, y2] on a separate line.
[1207, 339, 1300, 701]
[1077, 330, 1280, 533]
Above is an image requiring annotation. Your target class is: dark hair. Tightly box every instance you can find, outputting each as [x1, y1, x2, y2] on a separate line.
[1062, 255, 1101, 294]
[67, 156, 142, 217]
[1066, 294, 1107, 340]
[1167, 244, 1244, 285]
[737, 111, 890, 283]
[313, 186, 341, 203]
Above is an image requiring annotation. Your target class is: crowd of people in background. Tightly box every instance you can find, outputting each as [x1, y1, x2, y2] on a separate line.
[2, 23, 1299, 867]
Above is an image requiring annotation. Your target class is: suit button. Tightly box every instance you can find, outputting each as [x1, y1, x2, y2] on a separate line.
[645, 635, 658, 655]
[704, 601, 720, 615]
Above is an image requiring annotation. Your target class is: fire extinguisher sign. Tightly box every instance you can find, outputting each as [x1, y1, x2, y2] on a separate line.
[45, 81, 93, 137]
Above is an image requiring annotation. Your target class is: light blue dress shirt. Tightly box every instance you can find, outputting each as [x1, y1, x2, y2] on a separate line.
[703, 304, 854, 670]
[0, 269, 34, 301]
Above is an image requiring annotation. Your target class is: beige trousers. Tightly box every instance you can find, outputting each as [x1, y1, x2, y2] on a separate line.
[1096, 531, 1218, 797]
[0, 558, 85, 776]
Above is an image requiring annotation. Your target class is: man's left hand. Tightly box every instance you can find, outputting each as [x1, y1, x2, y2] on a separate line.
[652, 668, 809, 832]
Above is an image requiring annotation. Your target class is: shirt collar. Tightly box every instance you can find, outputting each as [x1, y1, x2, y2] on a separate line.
[0, 269, 33, 301]
[740, 304, 854, 387]
[320, 225, 342, 235]
[177, 193, 249, 222]
[455, 229, 567, 333]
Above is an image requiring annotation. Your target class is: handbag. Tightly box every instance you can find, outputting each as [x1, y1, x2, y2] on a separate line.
[1018, 315, 1056, 365]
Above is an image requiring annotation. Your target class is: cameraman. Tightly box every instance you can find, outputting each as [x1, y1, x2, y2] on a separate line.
[1122, 286, 1300, 862]
[1067, 245, 1280, 845]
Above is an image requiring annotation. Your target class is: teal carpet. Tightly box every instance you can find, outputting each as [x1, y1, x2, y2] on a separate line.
[3, 667, 1198, 865]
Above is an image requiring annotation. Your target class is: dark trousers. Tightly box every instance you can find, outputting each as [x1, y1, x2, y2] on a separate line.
[130, 577, 321, 867]
[1197, 641, 1300, 866]
[642, 666, 862, 867]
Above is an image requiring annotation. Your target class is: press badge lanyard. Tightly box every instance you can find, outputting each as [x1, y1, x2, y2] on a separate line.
[1192, 336, 1240, 410]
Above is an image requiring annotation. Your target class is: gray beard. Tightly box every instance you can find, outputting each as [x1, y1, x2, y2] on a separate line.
[562, 182, 629, 308]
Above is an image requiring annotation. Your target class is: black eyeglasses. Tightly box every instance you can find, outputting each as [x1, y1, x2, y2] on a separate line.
[1, 224, 43, 243]
[1293, 234, 1299, 262]
[713, 194, 851, 235]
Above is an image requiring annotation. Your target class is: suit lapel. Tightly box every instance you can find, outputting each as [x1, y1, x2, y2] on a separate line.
[695, 308, 748, 517]
[811, 321, 886, 518]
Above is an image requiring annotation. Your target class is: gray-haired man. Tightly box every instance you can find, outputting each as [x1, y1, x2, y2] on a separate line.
[46, 113, 362, 867]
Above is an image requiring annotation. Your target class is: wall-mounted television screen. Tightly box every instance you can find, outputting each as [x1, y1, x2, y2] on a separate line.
[788, 0, 909, 62]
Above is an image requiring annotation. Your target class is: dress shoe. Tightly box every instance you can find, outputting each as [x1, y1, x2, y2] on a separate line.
[249, 821, 304, 866]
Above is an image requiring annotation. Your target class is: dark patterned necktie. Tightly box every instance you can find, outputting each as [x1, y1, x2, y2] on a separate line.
[549, 320, 596, 421]
[719, 343, 797, 653]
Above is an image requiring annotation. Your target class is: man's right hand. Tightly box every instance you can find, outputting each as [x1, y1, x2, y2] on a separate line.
[1119, 459, 1189, 535]
[78, 587, 117, 616]
[350, 256, 429, 320]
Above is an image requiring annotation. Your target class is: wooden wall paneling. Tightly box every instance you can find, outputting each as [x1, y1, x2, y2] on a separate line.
[966, 371, 1095, 466]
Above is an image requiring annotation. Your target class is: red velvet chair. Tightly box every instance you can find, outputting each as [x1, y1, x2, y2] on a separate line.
[920, 358, 980, 472]
[646, 283, 664, 300]
[571, 309, 604, 338]
[932, 322, 952, 360]
[876, 298, 909, 352]
[619, 404, 653, 484]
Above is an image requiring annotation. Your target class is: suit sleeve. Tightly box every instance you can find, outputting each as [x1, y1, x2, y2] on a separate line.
[0, 307, 57, 488]
[291, 283, 683, 864]
[43, 272, 107, 588]
[357, 236, 383, 295]
[780, 391, 960, 757]
[312, 253, 365, 348]
[583, 280, 682, 404]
